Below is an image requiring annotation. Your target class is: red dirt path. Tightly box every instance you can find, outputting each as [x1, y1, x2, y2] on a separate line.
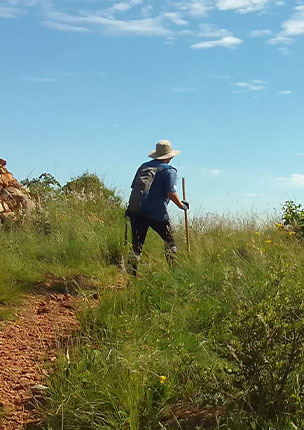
[0, 293, 79, 430]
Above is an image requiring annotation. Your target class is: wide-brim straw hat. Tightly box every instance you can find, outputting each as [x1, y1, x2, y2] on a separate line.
[148, 140, 180, 160]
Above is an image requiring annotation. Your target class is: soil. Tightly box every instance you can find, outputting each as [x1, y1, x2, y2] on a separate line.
[0, 292, 79, 430]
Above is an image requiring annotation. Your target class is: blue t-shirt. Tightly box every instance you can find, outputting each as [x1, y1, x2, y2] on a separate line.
[137, 160, 177, 221]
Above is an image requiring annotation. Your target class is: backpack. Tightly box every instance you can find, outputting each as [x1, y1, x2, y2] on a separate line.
[126, 164, 168, 214]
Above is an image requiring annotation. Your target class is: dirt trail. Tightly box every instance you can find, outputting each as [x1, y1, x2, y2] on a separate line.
[0, 292, 79, 430]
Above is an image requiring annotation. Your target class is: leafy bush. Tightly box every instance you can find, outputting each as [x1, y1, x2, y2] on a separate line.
[219, 284, 304, 423]
[281, 200, 304, 236]
[21, 172, 61, 200]
[62, 171, 121, 204]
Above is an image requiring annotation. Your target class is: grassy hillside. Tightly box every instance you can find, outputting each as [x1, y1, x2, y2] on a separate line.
[2, 173, 304, 429]
[0, 173, 124, 319]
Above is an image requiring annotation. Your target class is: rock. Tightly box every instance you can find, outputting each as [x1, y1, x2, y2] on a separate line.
[0, 188, 11, 200]
[19, 377, 31, 387]
[14, 395, 33, 406]
[61, 301, 74, 310]
[0, 400, 15, 412]
[36, 306, 49, 315]
[0, 161, 35, 220]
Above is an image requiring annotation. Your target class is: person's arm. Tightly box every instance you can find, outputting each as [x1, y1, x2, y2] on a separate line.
[167, 192, 188, 210]
[165, 169, 189, 210]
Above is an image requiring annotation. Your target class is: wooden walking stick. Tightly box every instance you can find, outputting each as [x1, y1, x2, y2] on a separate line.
[182, 177, 190, 254]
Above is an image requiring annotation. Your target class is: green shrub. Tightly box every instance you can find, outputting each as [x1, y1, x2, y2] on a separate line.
[62, 171, 121, 204]
[281, 200, 304, 237]
[218, 283, 304, 422]
[21, 172, 61, 200]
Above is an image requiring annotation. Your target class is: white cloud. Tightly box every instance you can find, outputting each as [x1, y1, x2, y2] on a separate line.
[87, 16, 171, 36]
[110, 3, 133, 13]
[0, 6, 20, 17]
[276, 174, 304, 189]
[45, 11, 172, 37]
[140, 5, 153, 18]
[215, 0, 271, 14]
[198, 23, 232, 38]
[180, 0, 282, 15]
[108, 0, 143, 14]
[200, 168, 223, 176]
[267, 5, 304, 48]
[176, 1, 211, 17]
[0, 0, 40, 18]
[43, 21, 90, 32]
[177, 0, 276, 16]
[249, 29, 271, 37]
[209, 169, 222, 176]
[281, 5, 304, 37]
[162, 12, 188, 26]
[267, 35, 293, 45]
[191, 35, 242, 48]
[278, 90, 291, 95]
[0, 0, 285, 46]
[235, 79, 267, 91]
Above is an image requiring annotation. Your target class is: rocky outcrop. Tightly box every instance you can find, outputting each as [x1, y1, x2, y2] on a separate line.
[0, 159, 35, 220]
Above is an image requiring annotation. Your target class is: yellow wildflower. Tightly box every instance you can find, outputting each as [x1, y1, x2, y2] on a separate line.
[255, 232, 260, 236]
[265, 240, 272, 244]
[275, 223, 283, 230]
[289, 231, 296, 236]
[159, 376, 167, 384]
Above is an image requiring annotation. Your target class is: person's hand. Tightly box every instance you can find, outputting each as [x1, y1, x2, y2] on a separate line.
[181, 200, 189, 210]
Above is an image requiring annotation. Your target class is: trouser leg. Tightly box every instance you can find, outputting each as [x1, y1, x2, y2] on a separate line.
[149, 219, 177, 268]
[128, 214, 149, 275]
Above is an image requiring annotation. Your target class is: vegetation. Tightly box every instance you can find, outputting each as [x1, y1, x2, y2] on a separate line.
[281, 200, 304, 238]
[1, 175, 304, 429]
[0, 172, 124, 319]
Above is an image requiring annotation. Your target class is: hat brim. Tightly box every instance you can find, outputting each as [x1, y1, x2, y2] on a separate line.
[148, 150, 180, 160]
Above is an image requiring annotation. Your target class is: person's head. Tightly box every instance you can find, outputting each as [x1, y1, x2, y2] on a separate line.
[148, 140, 180, 161]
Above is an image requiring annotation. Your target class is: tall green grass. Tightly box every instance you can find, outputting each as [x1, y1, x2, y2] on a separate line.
[36, 208, 304, 429]
[0, 176, 125, 319]
[2, 173, 304, 429]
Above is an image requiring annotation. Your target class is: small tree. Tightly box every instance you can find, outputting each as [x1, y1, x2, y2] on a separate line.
[62, 171, 121, 204]
[21, 173, 61, 201]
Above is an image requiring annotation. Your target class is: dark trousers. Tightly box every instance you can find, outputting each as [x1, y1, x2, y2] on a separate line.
[128, 213, 177, 274]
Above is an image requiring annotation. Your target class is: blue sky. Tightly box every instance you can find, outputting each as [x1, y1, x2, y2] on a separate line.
[1, 0, 304, 215]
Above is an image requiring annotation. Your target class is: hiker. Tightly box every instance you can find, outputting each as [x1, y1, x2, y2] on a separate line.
[126, 140, 189, 275]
